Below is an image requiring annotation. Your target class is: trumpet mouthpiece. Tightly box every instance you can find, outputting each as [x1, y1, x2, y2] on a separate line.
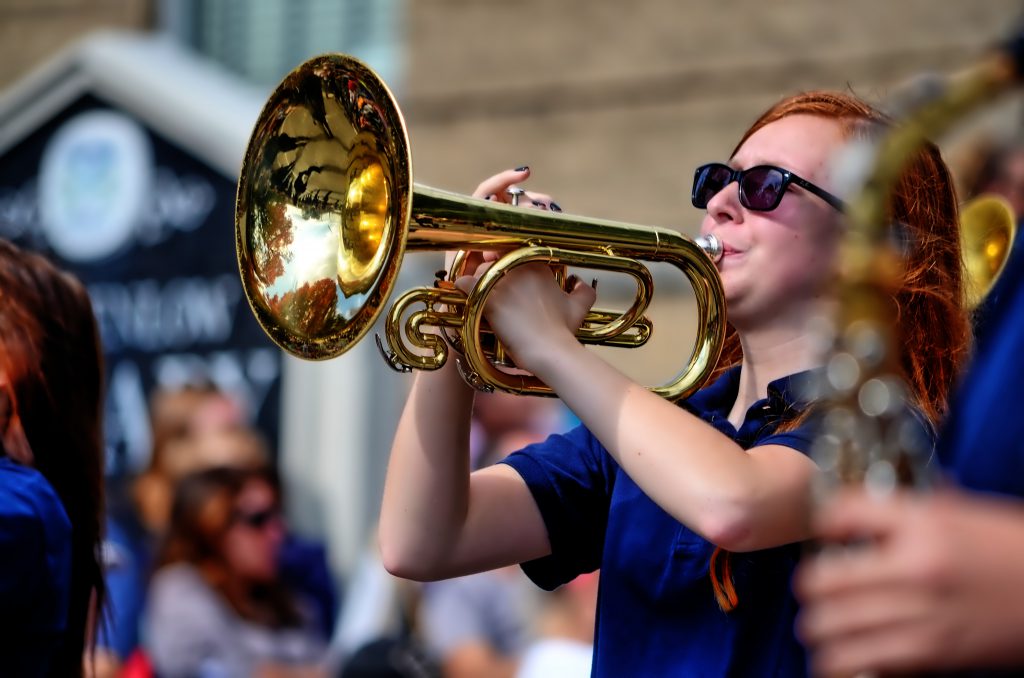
[695, 234, 722, 262]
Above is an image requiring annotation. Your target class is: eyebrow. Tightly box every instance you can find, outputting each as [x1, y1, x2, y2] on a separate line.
[733, 155, 803, 171]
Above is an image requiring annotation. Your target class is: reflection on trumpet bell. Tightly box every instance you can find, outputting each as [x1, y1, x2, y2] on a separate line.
[235, 54, 409, 358]
[235, 52, 727, 398]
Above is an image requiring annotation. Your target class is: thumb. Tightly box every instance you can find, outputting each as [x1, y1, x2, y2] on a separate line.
[453, 260, 494, 296]
[453, 274, 475, 296]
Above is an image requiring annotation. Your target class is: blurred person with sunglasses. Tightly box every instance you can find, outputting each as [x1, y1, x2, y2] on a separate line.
[98, 386, 339, 675]
[0, 239, 107, 677]
[143, 465, 329, 677]
[378, 91, 969, 676]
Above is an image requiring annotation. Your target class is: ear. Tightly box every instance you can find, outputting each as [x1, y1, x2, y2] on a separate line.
[0, 383, 33, 466]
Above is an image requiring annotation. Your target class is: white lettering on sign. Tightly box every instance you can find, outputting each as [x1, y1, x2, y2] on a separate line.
[88, 274, 243, 352]
[0, 167, 217, 255]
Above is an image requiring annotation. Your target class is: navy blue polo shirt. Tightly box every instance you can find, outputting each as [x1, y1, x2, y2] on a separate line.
[501, 367, 817, 677]
[939, 227, 1024, 499]
[0, 455, 73, 676]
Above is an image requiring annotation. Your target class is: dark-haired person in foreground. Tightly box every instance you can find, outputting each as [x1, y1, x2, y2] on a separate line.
[0, 239, 106, 677]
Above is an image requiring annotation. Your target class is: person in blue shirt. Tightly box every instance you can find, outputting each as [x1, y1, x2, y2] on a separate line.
[0, 238, 107, 677]
[378, 91, 969, 676]
[794, 146, 1024, 677]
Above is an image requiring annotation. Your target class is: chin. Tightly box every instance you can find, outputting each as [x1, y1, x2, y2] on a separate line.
[721, 298, 762, 330]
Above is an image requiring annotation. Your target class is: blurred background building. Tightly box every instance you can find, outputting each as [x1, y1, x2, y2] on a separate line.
[1, 0, 1022, 587]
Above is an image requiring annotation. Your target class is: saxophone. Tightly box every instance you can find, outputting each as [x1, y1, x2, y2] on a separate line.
[812, 32, 1024, 499]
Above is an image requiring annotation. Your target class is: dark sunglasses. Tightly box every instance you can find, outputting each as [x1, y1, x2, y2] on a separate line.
[232, 506, 281, 529]
[692, 162, 846, 213]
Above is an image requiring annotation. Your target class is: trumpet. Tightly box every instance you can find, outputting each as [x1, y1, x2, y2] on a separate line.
[235, 53, 727, 399]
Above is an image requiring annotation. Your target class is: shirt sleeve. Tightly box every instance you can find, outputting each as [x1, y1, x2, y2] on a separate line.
[0, 462, 72, 636]
[498, 425, 616, 591]
[0, 497, 44, 610]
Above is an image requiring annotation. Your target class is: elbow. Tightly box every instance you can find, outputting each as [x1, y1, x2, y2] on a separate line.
[701, 517, 754, 552]
[378, 542, 413, 581]
[377, 526, 444, 582]
[380, 556, 430, 583]
[379, 543, 431, 582]
[692, 497, 758, 552]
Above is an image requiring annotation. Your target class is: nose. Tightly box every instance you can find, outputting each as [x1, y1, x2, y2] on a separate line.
[703, 180, 743, 227]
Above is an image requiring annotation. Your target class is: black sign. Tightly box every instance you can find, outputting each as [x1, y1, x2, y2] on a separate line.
[0, 93, 281, 475]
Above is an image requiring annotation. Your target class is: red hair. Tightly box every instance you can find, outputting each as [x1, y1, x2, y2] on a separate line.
[707, 91, 970, 611]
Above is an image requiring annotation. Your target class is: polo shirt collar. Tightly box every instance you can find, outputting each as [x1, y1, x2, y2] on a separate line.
[684, 364, 819, 422]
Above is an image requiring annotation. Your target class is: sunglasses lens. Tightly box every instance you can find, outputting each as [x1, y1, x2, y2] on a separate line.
[236, 508, 278, 529]
[740, 167, 786, 211]
[693, 164, 734, 208]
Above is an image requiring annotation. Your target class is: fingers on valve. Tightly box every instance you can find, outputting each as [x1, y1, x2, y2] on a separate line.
[473, 166, 531, 200]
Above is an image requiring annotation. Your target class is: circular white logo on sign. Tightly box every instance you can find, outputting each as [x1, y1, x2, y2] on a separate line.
[38, 110, 153, 262]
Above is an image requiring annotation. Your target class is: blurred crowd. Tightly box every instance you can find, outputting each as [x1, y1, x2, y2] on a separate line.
[86, 383, 593, 678]
[7, 81, 1024, 678]
[88, 128, 1024, 678]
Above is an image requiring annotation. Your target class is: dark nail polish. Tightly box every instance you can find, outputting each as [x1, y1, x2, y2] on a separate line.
[484, 194, 493, 200]
[566, 274, 580, 289]
[591, 278, 599, 291]
[514, 165, 530, 172]
[550, 202, 562, 212]
[531, 200, 547, 209]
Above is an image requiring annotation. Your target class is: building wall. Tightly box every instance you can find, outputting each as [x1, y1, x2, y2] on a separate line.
[399, 1, 1024, 383]
[3, 1, 1018, 264]
[2, 1, 1017, 226]
[1, 1, 1023, 566]
[0, 0, 152, 88]
[403, 0, 1022, 227]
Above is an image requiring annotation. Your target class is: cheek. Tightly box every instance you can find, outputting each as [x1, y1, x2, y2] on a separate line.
[766, 229, 838, 290]
[224, 532, 268, 566]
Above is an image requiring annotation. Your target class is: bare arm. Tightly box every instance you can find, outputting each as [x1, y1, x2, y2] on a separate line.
[378, 360, 550, 580]
[537, 342, 815, 551]
[378, 168, 553, 581]
[482, 262, 817, 552]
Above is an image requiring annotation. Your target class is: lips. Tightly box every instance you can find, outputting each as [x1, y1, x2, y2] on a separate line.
[718, 241, 744, 256]
[715, 241, 747, 270]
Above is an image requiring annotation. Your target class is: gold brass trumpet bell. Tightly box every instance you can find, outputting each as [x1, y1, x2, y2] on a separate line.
[235, 53, 727, 398]
[960, 193, 1017, 310]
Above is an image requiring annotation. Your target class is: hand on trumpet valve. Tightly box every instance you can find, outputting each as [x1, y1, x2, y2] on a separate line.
[438, 166, 591, 372]
[445, 166, 566, 280]
[451, 259, 595, 374]
[474, 166, 562, 211]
